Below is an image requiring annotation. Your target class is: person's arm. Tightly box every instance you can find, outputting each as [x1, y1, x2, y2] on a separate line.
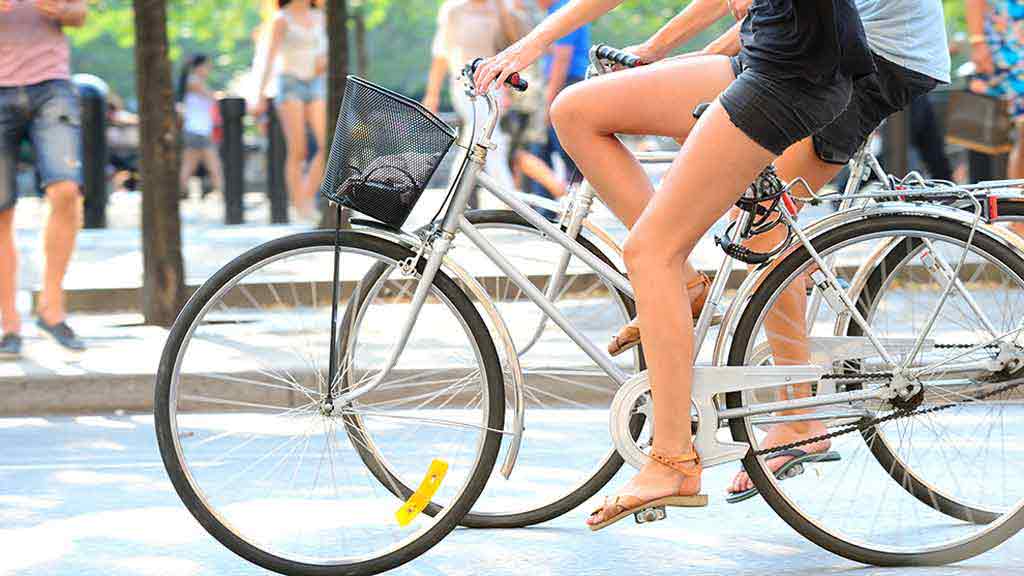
[474, 0, 625, 92]
[966, 0, 994, 75]
[34, 0, 88, 27]
[424, 57, 448, 113]
[256, 17, 286, 106]
[545, 44, 572, 107]
[628, 0, 730, 63]
[424, 3, 453, 113]
[702, 20, 742, 57]
[494, 0, 525, 45]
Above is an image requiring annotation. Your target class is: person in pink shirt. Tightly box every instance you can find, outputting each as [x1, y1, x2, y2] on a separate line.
[0, 0, 89, 356]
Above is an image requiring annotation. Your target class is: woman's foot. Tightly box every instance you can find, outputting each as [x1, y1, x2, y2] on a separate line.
[608, 272, 713, 356]
[728, 420, 831, 495]
[586, 449, 703, 529]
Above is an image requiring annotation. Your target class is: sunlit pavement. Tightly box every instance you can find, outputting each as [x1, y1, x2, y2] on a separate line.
[3, 415, 1024, 576]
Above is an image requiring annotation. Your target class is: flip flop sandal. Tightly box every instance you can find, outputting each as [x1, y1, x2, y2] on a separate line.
[588, 450, 708, 531]
[608, 273, 722, 357]
[726, 449, 842, 504]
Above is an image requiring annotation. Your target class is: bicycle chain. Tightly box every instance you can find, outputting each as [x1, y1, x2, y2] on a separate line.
[751, 368, 1022, 458]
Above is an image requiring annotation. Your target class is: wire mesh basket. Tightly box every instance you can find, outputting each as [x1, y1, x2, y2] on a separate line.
[319, 76, 458, 229]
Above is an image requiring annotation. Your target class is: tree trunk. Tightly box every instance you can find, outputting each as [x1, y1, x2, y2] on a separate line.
[133, 0, 185, 326]
[354, 2, 368, 78]
[320, 0, 351, 229]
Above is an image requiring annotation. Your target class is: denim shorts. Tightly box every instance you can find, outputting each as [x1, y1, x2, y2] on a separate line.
[813, 54, 939, 164]
[722, 55, 852, 157]
[277, 74, 326, 104]
[183, 131, 214, 150]
[0, 79, 83, 211]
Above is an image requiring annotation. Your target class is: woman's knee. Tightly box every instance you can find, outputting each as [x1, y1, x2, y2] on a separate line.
[46, 181, 81, 214]
[549, 82, 601, 137]
[622, 226, 696, 277]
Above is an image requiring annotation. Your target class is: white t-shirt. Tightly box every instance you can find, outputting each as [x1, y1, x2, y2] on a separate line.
[857, 0, 951, 83]
[432, 0, 513, 78]
[278, 9, 327, 80]
[183, 77, 214, 137]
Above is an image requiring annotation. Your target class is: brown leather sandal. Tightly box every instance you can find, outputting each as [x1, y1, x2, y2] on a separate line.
[587, 449, 708, 532]
[607, 273, 718, 357]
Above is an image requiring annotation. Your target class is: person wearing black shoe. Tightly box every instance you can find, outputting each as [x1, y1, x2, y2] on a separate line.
[0, 0, 89, 354]
[0, 332, 21, 358]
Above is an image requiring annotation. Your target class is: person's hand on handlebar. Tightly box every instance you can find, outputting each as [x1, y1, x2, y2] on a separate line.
[620, 43, 663, 66]
[473, 36, 546, 95]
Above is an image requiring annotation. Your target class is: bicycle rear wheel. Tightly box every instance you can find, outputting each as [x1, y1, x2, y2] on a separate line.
[155, 231, 504, 575]
[341, 210, 642, 528]
[726, 214, 1024, 566]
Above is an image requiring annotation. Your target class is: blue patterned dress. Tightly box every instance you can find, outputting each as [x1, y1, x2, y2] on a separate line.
[972, 0, 1024, 121]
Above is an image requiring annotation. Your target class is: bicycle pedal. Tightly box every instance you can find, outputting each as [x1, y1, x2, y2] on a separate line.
[634, 506, 667, 524]
[781, 464, 804, 479]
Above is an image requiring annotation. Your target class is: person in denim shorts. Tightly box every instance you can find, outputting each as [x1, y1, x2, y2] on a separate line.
[254, 0, 328, 220]
[0, 0, 89, 357]
[475, 0, 874, 528]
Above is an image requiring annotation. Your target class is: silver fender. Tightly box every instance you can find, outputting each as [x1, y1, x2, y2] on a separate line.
[712, 201, 1021, 367]
[350, 224, 526, 479]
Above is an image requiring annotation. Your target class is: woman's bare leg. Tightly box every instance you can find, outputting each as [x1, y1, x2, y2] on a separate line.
[727, 137, 846, 494]
[179, 148, 202, 198]
[515, 150, 566, 198]
[551, 56, 777, 522]
[201, 146, 225, 193]
[554, 57, 733, 342]
[303, 98, 328, 212]
[277, 100, 309, 215]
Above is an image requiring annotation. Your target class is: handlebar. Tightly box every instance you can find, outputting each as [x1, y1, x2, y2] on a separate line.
[593, 44, 644, 69]
[466, 58, 529, 92]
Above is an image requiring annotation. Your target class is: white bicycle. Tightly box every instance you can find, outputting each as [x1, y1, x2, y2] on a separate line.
[155, 53, 1024, 574]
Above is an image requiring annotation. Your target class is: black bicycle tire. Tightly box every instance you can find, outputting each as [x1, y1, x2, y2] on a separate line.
[726, 214, 1024, 567]
[154, 230, 505, 576]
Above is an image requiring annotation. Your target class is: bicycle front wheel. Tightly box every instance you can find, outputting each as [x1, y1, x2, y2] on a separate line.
[155, 231, 504, 575]
[726, 213, 1024, 566]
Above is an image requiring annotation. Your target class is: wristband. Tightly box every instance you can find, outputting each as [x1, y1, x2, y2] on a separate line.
[969, 34, 987, 45]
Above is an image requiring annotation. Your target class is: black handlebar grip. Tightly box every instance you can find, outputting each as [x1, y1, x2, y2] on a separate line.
[467, 58, 530, 92]
[594, 44, 643, 68]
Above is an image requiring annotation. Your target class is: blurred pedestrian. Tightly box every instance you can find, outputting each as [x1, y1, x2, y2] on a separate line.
[424, 0, 522, 198]
[527, 0, 590, 189]
[908, 93, 953, 181]
[0, 0, 89, 357]
[503, 0, 566, 210]
[967, 0, 1024, 232]
[254, 0, 328, 220]
[177, 54, 224, 200]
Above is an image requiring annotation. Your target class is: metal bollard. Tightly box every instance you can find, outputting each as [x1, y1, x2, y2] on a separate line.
[219, 97, 246, 225]
[267, 103, 289, 224]
[74, 75, 109, 229]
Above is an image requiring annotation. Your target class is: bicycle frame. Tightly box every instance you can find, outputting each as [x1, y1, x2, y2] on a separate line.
[335, 79, 1024, 473]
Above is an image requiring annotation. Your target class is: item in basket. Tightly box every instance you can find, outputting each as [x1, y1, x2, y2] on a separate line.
[337, 152, 446, 224]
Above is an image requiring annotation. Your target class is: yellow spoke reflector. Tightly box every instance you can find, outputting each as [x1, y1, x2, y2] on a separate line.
[395, 459, 448, 527]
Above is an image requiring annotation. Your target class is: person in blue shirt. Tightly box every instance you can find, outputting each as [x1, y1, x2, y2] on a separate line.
[526, 0, 590, 201]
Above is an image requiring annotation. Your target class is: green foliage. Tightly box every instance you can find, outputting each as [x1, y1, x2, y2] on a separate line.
[70, 0, 970, 105]
[69, 0, 263, 103]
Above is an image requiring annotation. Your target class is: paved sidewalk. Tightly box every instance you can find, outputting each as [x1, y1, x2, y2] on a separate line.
[2, 415, 1023, 576]
[5, 183, 848, 416]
